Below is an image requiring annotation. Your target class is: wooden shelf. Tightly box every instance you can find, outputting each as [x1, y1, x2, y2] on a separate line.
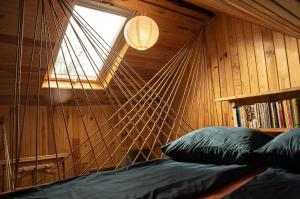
[256, 128, 288, 133]
[255, 128, 289, 136]
[214, 87, 300, 102]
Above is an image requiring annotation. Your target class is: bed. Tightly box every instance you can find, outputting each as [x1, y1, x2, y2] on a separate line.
[224, 128, 300, 199]
[224, 168, 300, 199]
[199, 168, 265, 199]
[0, 127, 278, 199]
[0, 158, 254, 199]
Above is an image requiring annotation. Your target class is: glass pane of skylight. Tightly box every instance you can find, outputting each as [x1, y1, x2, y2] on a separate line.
[52, 5, 127, 81]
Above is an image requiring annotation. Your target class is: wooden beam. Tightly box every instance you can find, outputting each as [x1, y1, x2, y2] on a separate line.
[186, 0, 300, 38]
[141, 0, 214, 21]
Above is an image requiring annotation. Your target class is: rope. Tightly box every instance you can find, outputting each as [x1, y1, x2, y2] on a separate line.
[64, 0, 195, 133]
[39, 0, 203, 180]
[43, 8, 61, 181]
[10, 0, 212, 189]
[13, 0, 25, 188]
[1, 119, 14, 191]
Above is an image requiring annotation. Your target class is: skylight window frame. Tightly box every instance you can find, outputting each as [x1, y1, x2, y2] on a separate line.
[43, 0, 132, 90]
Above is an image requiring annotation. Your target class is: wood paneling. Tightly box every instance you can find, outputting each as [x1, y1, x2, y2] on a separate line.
[179, 14, 300, 128]
[0, 102, 164, 190]
[0, 0, 212, 104]
[1, 0, 299, 192]
[187, 0, 300, 38]
[0, 105, 122, 188]
[209, 15, 300, 125]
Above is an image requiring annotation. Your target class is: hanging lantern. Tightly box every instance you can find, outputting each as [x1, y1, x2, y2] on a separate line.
[124, 16, 159, 50]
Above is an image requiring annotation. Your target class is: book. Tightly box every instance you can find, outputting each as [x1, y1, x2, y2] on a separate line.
[275, 102, 281, 128]
[285, 100, 294, 128]
[261, 103, 266, 128]
[253, 104, 259, 128]
[291, 98, 300, 127]
[257, 103, 262, 128]
[282, 100, 289, 128]
[272, 102, 279, 128]
[265, 103, 271, 128]
[278, 101, 286, 128]
[240, 106, 245, 127]
[236, 107, 241, 127]
[232, 99, 298, 129]
[233, 107, 238, 127]
[270, 102, 275, 128]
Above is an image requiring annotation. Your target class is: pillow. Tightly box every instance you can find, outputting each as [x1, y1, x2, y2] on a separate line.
[161, 127, 273, 165]
[254, 128, 300, 170]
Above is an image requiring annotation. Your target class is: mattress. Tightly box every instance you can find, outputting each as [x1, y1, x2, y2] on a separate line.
[199, 169, 264, 199]
[224, 168, 300, 199]
[1, 158, 253, 199]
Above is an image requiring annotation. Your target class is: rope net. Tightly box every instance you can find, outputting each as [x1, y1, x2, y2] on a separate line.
[1, 0, 212, 191]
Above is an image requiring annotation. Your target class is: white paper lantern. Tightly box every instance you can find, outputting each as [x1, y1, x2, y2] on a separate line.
[124, 16, 159, 50]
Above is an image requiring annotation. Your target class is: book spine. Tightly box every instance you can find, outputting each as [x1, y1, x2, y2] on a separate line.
[254, 104, 258, 128]
[237, 107, 241, 127]
[286, 100, 294, 128]
[233, 107, 238, 127]
[232, 99, 299, 129]
[278, 102, 286, 128]
[262, 103, 266, 128]
[270, 102, 275, 128]
[250, 105, 255, 128]
[243, 106, 247, 128]
[276, 102, 281, 128]
[282, 100, 289, 128]
[240, 106, 244, 127]
[296, 99, 300, 127]
[273, 102, 279, 128]
[291, 98, 300, 127]
[253, 104, 258, 128]
[265, 103, 270, 128]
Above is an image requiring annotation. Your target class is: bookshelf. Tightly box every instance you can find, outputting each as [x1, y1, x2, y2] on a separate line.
[214, 87, 300, 102]
[256, 128, 289, 136]
[214, 87, 300, 133]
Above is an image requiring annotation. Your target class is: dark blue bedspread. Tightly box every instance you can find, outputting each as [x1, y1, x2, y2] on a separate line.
[224, 168, 300, 199]
[1, 158, 252, 199]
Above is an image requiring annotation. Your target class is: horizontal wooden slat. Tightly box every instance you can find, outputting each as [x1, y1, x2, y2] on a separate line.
[187, 0, 300, 38]
[215, 86, 300, 102]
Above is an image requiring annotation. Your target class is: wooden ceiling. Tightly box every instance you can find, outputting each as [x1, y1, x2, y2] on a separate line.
[186, 0, 300, 38]
[0, 0, 299, 105]
[0, 0, 212, 105]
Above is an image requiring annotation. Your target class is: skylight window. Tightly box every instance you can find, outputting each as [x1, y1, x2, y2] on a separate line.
[51, 4, 127, 82]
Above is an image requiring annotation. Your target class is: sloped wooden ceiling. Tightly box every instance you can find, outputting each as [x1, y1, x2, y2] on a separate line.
[109, 0, 212, 80]
[0, 0, 212, 105]
[186, 0, 300, 38]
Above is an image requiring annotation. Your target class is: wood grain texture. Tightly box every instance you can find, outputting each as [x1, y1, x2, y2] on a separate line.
[0, 0, 211, 105]
[187, 0, 300, 38]
[0, 105, 131, 189]
[177, 14, 300, 128]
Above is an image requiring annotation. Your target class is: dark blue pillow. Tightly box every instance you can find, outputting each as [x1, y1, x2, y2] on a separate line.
[255, 128, 300, 170]
[161, 127, 273, 164]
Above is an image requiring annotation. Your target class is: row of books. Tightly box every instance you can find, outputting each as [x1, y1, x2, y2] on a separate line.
[232, 99, 300, 128]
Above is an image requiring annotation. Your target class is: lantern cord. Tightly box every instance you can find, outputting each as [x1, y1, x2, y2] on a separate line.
[9, 0, 212, 191]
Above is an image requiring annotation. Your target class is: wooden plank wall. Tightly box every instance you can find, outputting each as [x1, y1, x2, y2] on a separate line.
[171, 34, 218, 137]
[0, 102, 163, 190]
[0, 0, 208, 104]
[180, 14, 300, 129]
[0, 105, 120, 178]
[186, 0, 300, 38]
[0, 103, 163, 171]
